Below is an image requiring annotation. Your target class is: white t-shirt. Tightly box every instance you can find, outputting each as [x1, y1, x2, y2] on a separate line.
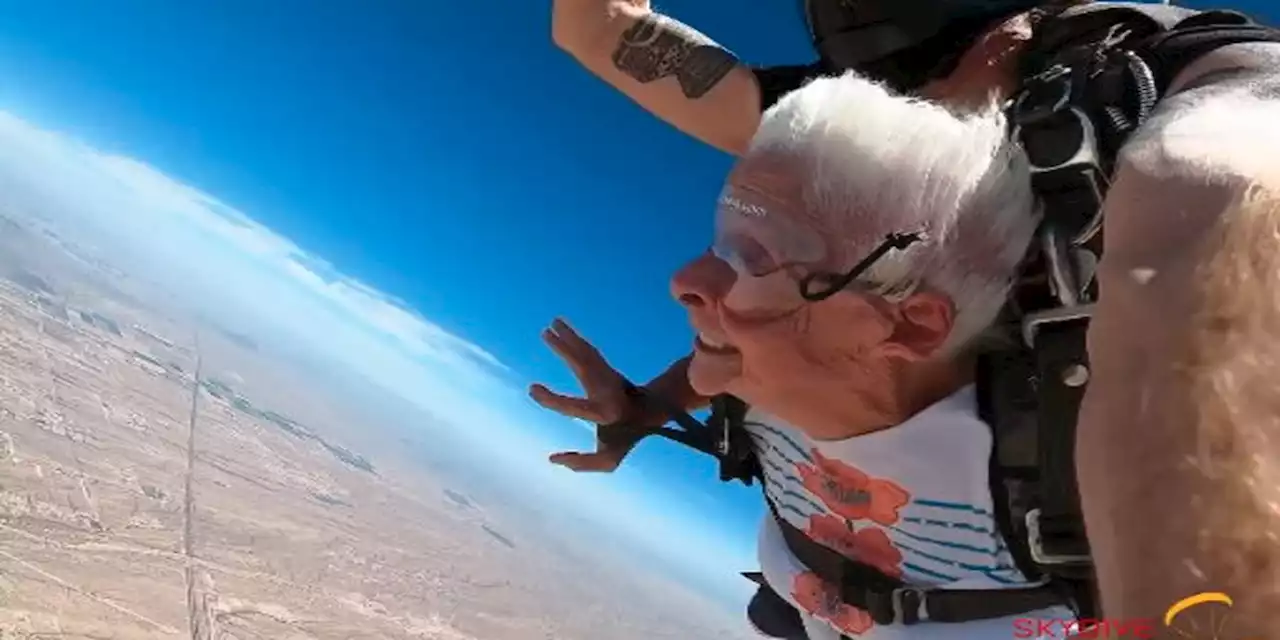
[747, 385, 1076, 639]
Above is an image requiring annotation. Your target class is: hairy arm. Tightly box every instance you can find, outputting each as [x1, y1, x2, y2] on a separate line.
[551, 0, 766, 155]
[1077, 42, 1280, 635]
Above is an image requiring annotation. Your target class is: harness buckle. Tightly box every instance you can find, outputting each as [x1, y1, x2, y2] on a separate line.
[716, 412, 732, 456]
[1020, 106, 1108, 242]
[893, 587, 926, 624]
[1021, 304, 1096, 349]
[1022, 104, 1102, 178]
[866, 587, 927, 625]
[1012, 64, 1073, 124]
[1041, 224, 1081, 307]
[1026, 508, 1092, 566]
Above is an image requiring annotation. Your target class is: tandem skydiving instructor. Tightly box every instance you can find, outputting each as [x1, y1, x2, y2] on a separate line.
[541, 0, 1280, 638]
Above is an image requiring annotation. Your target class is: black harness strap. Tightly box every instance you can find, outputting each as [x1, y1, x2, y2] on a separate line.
[594, 380, 725, 458]
[752, 62, 829, 112]
[766, 499, 904, 624]
[975, 347, 1042, 579]
[1139, 9, 1279, 90]
[765, 497, 1067, 627]
[747, 573, 809, 640]
[992, 0, 1280, 616]
[1026, 318, 1092, 572]
[709, 394, 759, 483]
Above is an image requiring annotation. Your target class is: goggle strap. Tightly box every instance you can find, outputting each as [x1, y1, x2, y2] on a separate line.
[799, 231, 925, 301]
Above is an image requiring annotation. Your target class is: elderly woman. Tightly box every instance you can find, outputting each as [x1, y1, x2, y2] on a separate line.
[672, 72, 1065, 639]
[540, 71, 1079, 638]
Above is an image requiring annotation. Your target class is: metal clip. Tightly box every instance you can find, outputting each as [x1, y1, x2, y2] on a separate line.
[892, 588, 926, 624]
[1026, 508, 1092, 566]
[1017, 105, 1101, 175]
[1013, 105, 1108, 247]
[1022, 304, 1096, 349]
[1011, 64, 1073, 125]
[1041, 224, 1079, 308]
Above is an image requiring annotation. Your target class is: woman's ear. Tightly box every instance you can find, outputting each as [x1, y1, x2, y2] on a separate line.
[878, 291, 956, 361]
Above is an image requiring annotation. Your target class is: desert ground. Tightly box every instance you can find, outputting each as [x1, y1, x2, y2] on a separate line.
[0, 211, 747, 639]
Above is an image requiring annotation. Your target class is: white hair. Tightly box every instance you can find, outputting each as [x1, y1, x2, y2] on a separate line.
[748, 71, 1040, 354]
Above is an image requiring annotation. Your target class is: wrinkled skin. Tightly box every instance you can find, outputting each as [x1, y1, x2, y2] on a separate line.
[670, 151, 965, 441]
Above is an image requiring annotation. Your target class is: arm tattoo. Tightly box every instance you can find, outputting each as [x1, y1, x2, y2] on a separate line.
[610, 14, 739, 99]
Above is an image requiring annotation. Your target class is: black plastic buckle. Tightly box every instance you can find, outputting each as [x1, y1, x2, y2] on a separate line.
[866, 588, 926, 626]
[1010, 57, 1110, 252]
[709, 395, 758, 485]
[1021, 304, 1096, 349]
[1012, 63, 1075, 126]
[717, 439, 758, 485]
[1026, 508, 1092, 566]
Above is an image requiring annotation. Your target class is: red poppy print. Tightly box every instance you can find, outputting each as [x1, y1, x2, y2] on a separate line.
[805, 514, 904, 579]
[828, 605, 876, 637]
[796, 449, 911, 525]
[790, 572, 875, 636]
[791, 571, 830, 616]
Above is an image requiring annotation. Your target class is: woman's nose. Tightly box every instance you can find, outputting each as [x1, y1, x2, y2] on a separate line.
[671, 251, 736, 309]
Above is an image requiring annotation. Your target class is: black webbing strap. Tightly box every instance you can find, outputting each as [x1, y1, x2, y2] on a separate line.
[594, 380, 721, 455]
[1004, 5, 1125, 589]
[975, 348, 1042, 579]
[1138, 10, 1280, 92]
[751, 62, 828, 111]
[593, 385, 762, 488]
[765, 498, 1070, 625]
[978, 328, 1101, 619]
[1004, 0, 1280, 585]
[1026, 318, 1093, 578]
[745, 572, 809, 640]
[767, 497, 903, 620]
[712, 394, 760, 484]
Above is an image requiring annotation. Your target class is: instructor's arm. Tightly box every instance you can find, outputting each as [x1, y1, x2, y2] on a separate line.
[1077, 42, 1280, 636]
[552, 0, 764, 155]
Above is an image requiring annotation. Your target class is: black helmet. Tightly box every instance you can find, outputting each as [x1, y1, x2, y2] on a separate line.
[802, 0, 1051, 90]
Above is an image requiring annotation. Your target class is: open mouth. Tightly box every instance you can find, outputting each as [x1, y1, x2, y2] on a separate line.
[694, 333, 739, 355]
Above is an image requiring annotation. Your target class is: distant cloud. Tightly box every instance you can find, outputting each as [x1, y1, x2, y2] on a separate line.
[94, 145, 509, 376]
[0, 109, 757, 610]
[0, 109, 514, 429]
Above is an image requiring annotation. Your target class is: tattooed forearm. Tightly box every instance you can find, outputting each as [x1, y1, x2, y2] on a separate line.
[610, 14, 738, 99]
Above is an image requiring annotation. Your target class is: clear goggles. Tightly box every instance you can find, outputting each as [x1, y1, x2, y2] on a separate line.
[712, 190, 924, 303]
[711, 191, 828, 278]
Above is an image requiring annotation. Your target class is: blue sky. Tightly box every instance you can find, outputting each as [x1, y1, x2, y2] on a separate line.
[0, 0, 1274, 625]
[0, 0, 819, 614]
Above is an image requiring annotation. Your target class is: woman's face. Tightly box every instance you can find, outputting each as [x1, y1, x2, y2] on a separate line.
[669, 153, 896, 407]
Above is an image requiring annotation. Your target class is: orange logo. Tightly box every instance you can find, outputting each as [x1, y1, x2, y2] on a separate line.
[1015, 591, 1258, 639]
[1163, 592, 1258, 640]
